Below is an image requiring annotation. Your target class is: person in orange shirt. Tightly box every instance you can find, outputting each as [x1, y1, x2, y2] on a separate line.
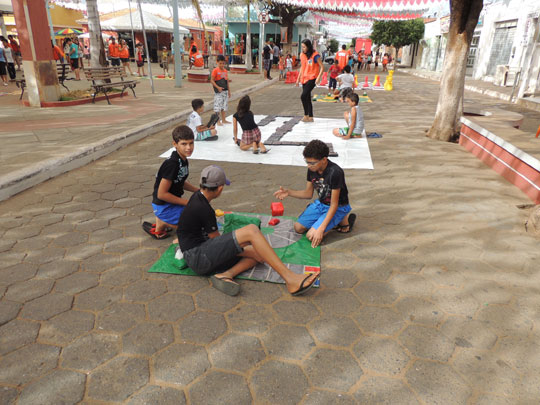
[295, 39, 324, 123]
[335, 44, 349, 71]
[190, 45, 204, 68]
[210, 55, 231, 125]
[8, 35, 21, 71]
[108, 37, 120, 67]
[52, 41, 65, 64]
[119, 39, 133, 75]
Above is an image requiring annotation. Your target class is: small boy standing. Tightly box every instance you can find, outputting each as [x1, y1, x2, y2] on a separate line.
[187, 98, 218, 141]
[278, 55, 285, 80]
[274, 140, 356, 247]
[211, 55, 231, 125]
[160, 46, 170, 77]
[143, 125, 199, 239]
[328, 59, 340, 93]
[177, 165, 320, 296]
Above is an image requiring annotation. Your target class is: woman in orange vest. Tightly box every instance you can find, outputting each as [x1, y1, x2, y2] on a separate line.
[295, 39, 324, 123]
[189, 45, 204, 68]
[119, 39, 133, 75]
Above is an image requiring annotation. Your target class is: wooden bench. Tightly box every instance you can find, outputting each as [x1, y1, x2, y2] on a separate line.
[84, 67, 138, 104]
[13, 63, 71, 100]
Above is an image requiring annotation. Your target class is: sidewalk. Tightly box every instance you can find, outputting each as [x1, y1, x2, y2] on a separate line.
[0, 62, 273, 201]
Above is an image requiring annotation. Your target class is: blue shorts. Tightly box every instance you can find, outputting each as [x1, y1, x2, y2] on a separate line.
[297, 200, 352, 232]
[152, 202, 184, 226]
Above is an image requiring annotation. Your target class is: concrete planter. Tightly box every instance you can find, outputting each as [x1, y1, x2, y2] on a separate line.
[187, 69, 210, 83]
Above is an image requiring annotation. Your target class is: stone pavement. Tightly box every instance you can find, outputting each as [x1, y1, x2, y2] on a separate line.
[1, 71, 540, 404]
[0, 62, 272, 200]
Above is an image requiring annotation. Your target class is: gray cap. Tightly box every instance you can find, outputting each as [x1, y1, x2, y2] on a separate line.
[200, 165, 230, 187]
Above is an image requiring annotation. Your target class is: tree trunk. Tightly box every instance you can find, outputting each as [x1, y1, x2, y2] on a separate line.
[427, 0, 483, 142]
[86, 0, 107, 68]
[246, 1, 252, 70]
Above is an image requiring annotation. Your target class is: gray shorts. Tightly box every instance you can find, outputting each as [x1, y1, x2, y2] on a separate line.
[213, 91, 228, 112]
[183, 231, 243, 276]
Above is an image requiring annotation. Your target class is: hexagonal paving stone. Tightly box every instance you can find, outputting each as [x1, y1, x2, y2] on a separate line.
[23, 246, 66, 265]
[102, 189, 128, 201]
[353, 336, 410, 376]
[61, 332, 120, 371]
[75, 218, 109, 232]
[124, 279, 167, 302]
[0, 319, 40, 355]
[122, 249, 159, 266]
[227, 304, 275, 335]
[273, 300, 320, 324]
[379, 238, 418, 254]
[74, 286, 122, 311]
[406, 360, 472, 404]
[53, 232, 89, 248]
[12, 236, 51, 252]
[495, 335, 540, 375]
[0, 386, 18, 404]
[0, 252, 27, 270]
[399, 324, 455, 362]
[88, 356, 149, 402]
[468, 280, 514, 305]
[384, 254, 425, 274]
[452, 348, 520, 397]
[4, 278, 54, 303]
[0, 343, 60, 385]
[432, 288, 480, 317]
[101, 265, 143, 287]
[354, 305, 405, 336]
[18, 369, 86, 405]
[195, 287, 239, 312]
[314, 290, 362, 316]
[166, 276, 209, 294]
[421, 265, 465, 288]
[104, 238, 141, 254]
[208, 333, 265, 372]
[302, 390, 356, 405]
[0, 301, 22, 326]
[390, 273, 434, 297]
[304, 348, 363, 391]
[178, 311, 227, 344]
[309, 316, 361, 347]
[96, 302, 146, 333]
[320, 269, 359, 289]
[38, 310, 95, 345]
[440, 316, 497, 350]
[54, 272, 99, 295]
[475, 304, 533, 335]
[0, 239, 15, 254]
[127, 385, 186, 405]
[262, 324, 315, 359]
[237, 281, 284, 304]
[250, 360, 308, 404]
[123, 322, 174, 356]
[0, 263, 38, 285]
[36, 260, 79, 280]
[353, 376, 419, 405]
[4, 225, 41, 240]
[323, 250, 359, 269]
[95, 207, 127, 221]
[40, 223, 74, 238]
[28, 213, 64, 227]
[19, 293, 73, 321]
[64, 244, 103, 261]
[153, 343, 210, 386]
[187, 371, 251, 404]
[88, 228, 124, 244]
[395, 297, 444, 326]
[82, 254, 122, 273]
[354, 281, 399, 305]
[147, 293, 195, 322]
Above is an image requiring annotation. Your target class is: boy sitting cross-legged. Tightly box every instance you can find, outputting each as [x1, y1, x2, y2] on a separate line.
[143, 125, 199, 239]
[274, 140, 356, 247]
[177, 165, 320, 297]
[187, 98, 218, 141]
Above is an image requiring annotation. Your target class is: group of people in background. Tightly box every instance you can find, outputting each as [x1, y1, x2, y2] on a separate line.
[0, 35, 21, 86]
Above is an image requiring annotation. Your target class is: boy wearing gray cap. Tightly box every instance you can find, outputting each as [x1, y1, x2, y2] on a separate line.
[177, 165, 320, 296]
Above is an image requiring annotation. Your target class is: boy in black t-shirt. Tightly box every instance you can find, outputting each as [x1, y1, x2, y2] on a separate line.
[143, 125, 199, 239]
[274, 140, 356, 247]
[177, 165, 320, 297]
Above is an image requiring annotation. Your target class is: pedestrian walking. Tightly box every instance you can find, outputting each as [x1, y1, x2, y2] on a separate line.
[69, 38, 81, 80]
[262, 39, 272, 80]
[135, 43, 146, 76]
[119, 39, 133, 75]
[7, 35, 21, 71]
[1, 38, 16, 80]
[296, 39, 324, 123]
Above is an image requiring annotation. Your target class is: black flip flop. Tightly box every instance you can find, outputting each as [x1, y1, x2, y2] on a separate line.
[260, 148, 271, 154]
[335, 213, 356, 234]
[210, 275, 240, 296]
[291, 273, 320, 296]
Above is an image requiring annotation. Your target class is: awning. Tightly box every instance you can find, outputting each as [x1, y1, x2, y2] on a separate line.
[100, 9, 189, 34]
[0, 0, 13, 13]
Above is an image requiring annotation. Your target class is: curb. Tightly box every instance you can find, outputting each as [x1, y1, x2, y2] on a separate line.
[0, 77, 278, 202]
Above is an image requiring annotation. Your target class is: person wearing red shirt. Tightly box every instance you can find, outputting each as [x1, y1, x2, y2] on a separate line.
[8, 35, 21, 71]
[52, 41, 65, 63]
[295, 39, 324, 123]
[327, 59, 340, 92]
[189, 45, 204, 68]
[335, 44, 349, 71]
[108, 37, 120, 67]
[211, 55, 231, 125]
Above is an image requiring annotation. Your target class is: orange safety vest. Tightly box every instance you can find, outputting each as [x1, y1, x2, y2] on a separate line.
[109, 42, 120, 58]
[336, 50, 349, 70]
[119, 45, 129, 59]
[300, 51, 320, 84]
[192, 52, 204, 67]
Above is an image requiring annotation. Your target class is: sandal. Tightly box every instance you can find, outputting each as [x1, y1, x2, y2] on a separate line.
[291, 273, 320, 296]
[142, 223, 171, 239]
[335, 213, 356, 234]
[253, 149, 259, 154]
[142, 221, 173, 233]
[260, 148, 270, 154]
[210, 275, 240, 296]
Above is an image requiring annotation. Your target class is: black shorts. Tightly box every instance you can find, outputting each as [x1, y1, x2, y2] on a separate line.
[136, 60, 144, 67]
[111, 58, 121, 66]
[0, 61, 6, 76]
[120, 58, 129, 63]
[183, 231, 243, 276]
[70, 58, 79, 69]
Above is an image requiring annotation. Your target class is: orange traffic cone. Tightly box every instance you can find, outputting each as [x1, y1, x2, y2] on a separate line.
[362, 75, 370, 88]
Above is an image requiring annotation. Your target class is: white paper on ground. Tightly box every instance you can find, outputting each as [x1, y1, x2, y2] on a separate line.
[160, 115, 374, 170]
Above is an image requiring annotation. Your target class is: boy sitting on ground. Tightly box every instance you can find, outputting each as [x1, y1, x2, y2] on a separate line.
[274, 140, 356, 247]
[334, 65, 355, 102]
[332, 93, 366, 139]
[177, 165, 320, 297]
[187, 98, 218, 141]
[143, 125, 199, 239]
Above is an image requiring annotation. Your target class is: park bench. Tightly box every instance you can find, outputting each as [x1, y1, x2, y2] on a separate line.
[84, 67, 138, 104]
[13, 63, 71, 100]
